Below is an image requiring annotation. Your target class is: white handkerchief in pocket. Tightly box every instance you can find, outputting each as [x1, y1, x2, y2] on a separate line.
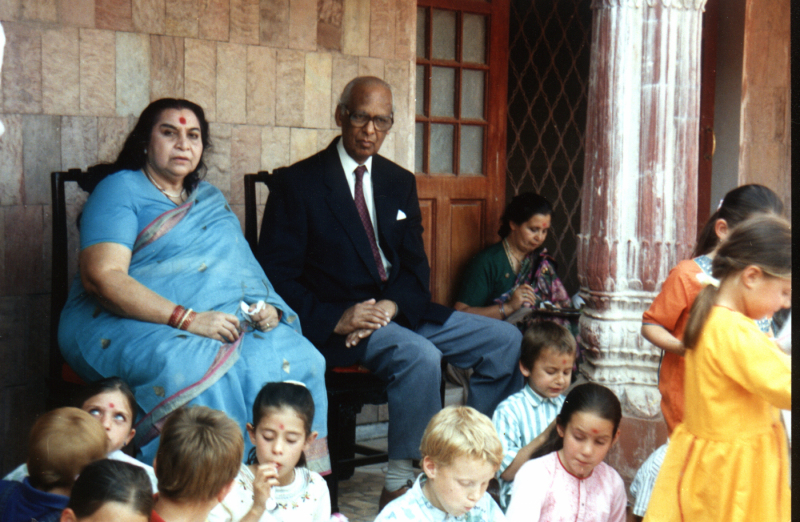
[396, 209, 406, 220]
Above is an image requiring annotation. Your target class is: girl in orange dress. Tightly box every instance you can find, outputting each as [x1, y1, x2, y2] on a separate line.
[644, 215, 791, 522]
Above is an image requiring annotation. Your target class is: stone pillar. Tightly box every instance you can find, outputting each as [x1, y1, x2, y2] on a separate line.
[578, 0, 706, 484]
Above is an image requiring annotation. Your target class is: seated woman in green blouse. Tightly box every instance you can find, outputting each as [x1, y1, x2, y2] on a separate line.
[454, 193, 572, 323]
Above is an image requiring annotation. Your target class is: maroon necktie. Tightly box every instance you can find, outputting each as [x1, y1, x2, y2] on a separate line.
[353, 165, 388, 282]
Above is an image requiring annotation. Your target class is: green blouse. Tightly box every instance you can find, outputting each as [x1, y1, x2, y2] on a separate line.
[456, 242, 517, 307]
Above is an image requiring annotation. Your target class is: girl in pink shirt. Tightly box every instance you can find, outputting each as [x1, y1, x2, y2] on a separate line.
[506, 383, 626, 522]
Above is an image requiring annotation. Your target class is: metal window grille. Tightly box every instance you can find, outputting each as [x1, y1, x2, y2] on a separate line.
[506, 0, 592, 294]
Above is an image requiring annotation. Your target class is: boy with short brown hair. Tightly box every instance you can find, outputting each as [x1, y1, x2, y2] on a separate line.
[151, 406, 243, 522]
[0, 407, 107, 522]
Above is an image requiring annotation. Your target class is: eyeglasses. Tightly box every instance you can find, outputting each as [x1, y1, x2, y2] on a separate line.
[342, 108, 394, 131]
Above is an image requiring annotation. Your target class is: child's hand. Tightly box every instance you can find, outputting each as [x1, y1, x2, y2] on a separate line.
[252, 463, 280, 510]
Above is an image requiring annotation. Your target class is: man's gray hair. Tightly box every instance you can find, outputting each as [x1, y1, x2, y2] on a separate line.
[338, 76, 393, 110]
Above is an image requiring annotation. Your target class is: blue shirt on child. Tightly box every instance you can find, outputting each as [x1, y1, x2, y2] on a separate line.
[0, 477, 68, 522]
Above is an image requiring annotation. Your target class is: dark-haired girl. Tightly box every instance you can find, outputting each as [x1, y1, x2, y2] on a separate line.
[57, 99, 328, 471]
[208, 382, 334, 522]
[60, 459, 153, 522]
[505, 383, 626, 522]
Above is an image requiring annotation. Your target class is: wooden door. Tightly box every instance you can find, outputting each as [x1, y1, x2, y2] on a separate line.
[697, 0, 718, 232]
[415, 0, 510, 306]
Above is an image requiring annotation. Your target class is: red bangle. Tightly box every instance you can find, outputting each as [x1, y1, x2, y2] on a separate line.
[168, 305, 186, 328]
[179, 310, 197, 331]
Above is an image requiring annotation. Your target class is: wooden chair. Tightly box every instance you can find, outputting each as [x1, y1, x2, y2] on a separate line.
[245, 172, 452, 511]
[48, 166, 112, 408]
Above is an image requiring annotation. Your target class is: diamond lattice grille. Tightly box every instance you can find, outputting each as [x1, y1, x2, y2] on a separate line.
[506, 0, 592, 294]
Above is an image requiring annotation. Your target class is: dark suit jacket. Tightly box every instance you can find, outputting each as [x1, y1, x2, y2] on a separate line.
[257, 138, 452, 364]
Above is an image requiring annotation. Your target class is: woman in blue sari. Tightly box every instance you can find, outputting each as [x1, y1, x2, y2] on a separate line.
[59, 99, 329, 472]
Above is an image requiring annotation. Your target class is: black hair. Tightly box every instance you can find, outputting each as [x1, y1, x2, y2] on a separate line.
[76, 377, 137, 420]
[246, 382, 315, 466]
[498, 192, 553, 238]
[82, 98, 211, 194]
[67, 459, 153, 518]
[693, 184, 783, 256]
[684, 215, 791, 349]
[531, 382, 622, 460]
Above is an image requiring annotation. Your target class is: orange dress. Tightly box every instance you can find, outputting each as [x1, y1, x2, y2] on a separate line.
[642, 258, 709, 434]
[643, 306, 791, 522]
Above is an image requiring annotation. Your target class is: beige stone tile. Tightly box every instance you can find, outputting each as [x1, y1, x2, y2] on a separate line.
[0, 114, 23, 206]
[358, 56, 383, 79]
[317, 0, 343, 51]
[97, 116, 134, 163]
[2, 23, 42, 114]
[303, 52, 332, 129]
[246, 46, 276, 126]
[216, 43, 247, 124]
[42, 27, 79, 116]
[95, 0, 133, 31]
[22, 115, 61, 205]
[21, 0, 57, 22]
[133, 0, 165, 34]
[378, 131, 395, 163]
[260, 126, 290, 172]
[3, 205, 46, 294]
[185, 39, 217, 121]
[116, 32, 150, 118]
[395, 0, 414, 61]
[288, 0, 316, 51]
[259, 0, 289, 48]
[199, 0, 230, 41]
[61, 116, 98, 171]
[330, 54, 359, 127]
[0, 0, 21, 20]
[204, 122, 232, 199]
[317, 128, 339, 151]
[384, 59, 409, 127]
[150, 35, 184, 100]
[342, 0, 369, 56]
[230, 125, 261, 204]
[369, 0, 394, 59]
[274, 49, 305, 128]
[79, 29, 115, 117]
[231, 0, 259, 45]
[60, 0, 94, 27]
[166, 0, 199, 38]
[289, 127, 317, 164]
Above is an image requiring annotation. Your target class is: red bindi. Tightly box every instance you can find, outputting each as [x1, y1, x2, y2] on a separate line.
[109, 403, 115, 408]
[179, 116, 186, 124]
[279, 424, 284, 430]
[591, 428, 598, 434]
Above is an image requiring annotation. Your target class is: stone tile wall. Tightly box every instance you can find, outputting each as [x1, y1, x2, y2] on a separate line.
[0, 0, 416, 474]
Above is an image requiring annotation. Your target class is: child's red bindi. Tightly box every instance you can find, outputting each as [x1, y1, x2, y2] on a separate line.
[279, 424, 284, 430]
[179, 116, 186, 124]
[591, 428, 598, 434]
[109, 403, 115, 408]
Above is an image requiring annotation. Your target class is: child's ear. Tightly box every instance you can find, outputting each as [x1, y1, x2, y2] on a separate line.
[304, 431, 318, 450]
[740, 265, 764, 289]
[60, 508, 78, 522]
[518, 360, 532, 378]
[421, 455, 437, 479]
[611, 429, 621, 446]
[124, 428, 136, 447]
[216, 479, 235, 503]
[556, 422, 565, 439]
[714, 218, 729, 242]
[246, 423, 257, 445]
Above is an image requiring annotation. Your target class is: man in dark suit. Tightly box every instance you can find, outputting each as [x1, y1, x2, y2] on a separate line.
[257, 76, 522, 507]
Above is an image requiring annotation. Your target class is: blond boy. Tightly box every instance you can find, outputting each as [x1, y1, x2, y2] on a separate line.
[151, 406, 243, 522]
[375, 406, 505, 521]
[0, 407, 107, 522]
[492, 321, 577, 510]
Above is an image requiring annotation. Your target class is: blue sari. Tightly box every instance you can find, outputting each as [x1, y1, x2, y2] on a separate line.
[59, 171, 329, 471]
